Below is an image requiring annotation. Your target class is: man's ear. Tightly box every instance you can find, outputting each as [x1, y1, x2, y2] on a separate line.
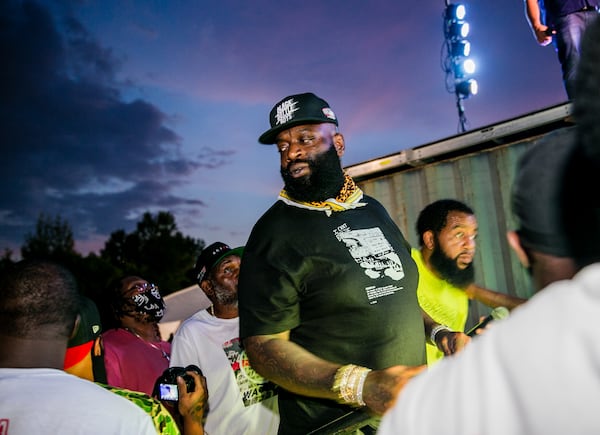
[333, 133, 345, 156]
[423, 230, 435, 251]
[199, 279, 212, 296]
[506, 230, 530, 268]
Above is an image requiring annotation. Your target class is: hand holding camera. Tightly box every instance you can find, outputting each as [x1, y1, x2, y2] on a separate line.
[154, 364, 204, 402]
[177, 370, 208, 420]
[154, 365, 209, 434]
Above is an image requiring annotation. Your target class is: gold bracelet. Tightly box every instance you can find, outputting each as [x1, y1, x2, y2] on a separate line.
[332, 364, 372, 407]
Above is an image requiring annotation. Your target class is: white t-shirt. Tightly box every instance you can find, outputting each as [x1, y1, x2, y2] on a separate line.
[378, 263, 600, 435]
[0, 368, 157, 434]
[170, 309, 279, 435]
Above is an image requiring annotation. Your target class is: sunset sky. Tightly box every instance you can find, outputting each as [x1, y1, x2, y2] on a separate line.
[1, 0, 567, 262]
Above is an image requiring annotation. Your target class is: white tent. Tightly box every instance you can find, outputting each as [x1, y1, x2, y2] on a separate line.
[158, 285, 211, 340]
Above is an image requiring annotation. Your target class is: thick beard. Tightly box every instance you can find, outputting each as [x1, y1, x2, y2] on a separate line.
[429, 238, 475, 289]
[210, 280, 238, 307]
[280, 144, 345, 202]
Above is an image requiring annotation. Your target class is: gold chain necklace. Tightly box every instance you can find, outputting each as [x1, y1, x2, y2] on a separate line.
[124, 327, 170, 361]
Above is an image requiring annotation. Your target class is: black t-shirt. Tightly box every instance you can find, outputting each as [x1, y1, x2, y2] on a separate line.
[238, 194, 425, 433]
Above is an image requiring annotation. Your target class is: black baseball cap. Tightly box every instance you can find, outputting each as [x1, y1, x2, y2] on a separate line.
[258, 92, 338, 144]
[194, 242, 244, 284]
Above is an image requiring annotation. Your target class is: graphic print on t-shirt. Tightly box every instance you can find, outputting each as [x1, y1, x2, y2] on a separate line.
[335, 224, 406, 303]
[224, 337, 278, 406]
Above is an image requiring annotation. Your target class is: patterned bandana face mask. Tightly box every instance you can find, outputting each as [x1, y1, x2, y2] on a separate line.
[120, 282, 166, 323]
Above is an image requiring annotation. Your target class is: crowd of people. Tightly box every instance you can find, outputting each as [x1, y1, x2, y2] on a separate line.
[2, 12, 599, 434]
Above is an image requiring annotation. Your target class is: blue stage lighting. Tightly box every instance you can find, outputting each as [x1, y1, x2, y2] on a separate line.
[447, 21, 470, 39]
[456, 78, 478, 98]
[445, 3, 466, 21]
[450, 40, 471, 57]
[453, 58, 476, 78]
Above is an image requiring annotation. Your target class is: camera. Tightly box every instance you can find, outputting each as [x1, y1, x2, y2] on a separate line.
[153, 365, 203, 402]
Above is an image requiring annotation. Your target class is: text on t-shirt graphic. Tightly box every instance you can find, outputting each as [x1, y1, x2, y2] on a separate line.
[334, 223, 406, 303]
[224, 337, 278, 406]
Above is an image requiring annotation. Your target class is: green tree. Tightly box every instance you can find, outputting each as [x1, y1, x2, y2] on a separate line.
[18, 213, 119, 302]
[0, 249, 16, 275]
[101, 211, 204, 295]
[21, 213, 78, 262]
[13, 211, 204, 326]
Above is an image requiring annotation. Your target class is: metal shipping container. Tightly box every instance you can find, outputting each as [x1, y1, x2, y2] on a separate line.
[344, 102, 575, 328]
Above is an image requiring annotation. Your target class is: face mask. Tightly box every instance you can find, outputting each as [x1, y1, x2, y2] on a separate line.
[121, 282, 166, 323]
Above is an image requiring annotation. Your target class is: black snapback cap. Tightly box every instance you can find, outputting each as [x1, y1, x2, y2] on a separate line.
[194, 242, 244, 284]
[258, 92, 338, 144]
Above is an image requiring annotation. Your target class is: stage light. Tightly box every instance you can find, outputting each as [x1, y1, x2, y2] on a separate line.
[447, 21, 470, 39]
[445, 3, 466, 21]
[456, 78, 478, 98]
[450, 40, 471, 57]
[463, 58, 475, 73]
[453, 57, 476, 77]
[442, 1, 477, 132]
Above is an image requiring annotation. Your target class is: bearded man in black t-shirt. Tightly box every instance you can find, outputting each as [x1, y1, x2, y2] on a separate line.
[238, 92, 469, 434]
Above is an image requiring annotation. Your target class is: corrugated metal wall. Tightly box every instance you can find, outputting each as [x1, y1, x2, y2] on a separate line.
[355, 133, 554, 327]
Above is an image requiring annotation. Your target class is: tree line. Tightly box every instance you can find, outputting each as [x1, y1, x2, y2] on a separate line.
[0, 211, 205, 327]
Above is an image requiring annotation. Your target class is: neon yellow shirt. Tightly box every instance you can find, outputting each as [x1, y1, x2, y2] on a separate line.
[412, 248, 469, 365]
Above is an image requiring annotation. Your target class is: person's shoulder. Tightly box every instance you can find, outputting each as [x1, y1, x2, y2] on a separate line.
[176, 310, 210, 332]
[361, 193, 377, 201]
[0, 367, 64, 380]
[246, 200, 299, 243]
[248, 200, 287, 230]
[100, 382, 178, 427]
[361, 194, 386, 208]
[52, 370, 146, 407]
[3, 369, 156, 434]
[101, 327, 130, 344]
[361, 194, 397, 220]
[259, 199, 299, 219]
[107, 386, 169, 421]
[81, 380, 155, 418]
[173, 311, 226, 343]
[257, 200, 287, 219]
[101, 327, 122, 338]
[570, 263, 600, 295]
[102, 328, 140, 355]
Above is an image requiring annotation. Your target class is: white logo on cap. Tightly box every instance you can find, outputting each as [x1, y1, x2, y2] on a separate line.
[275, 98, 300, 126]
[322, 108, 336, 121]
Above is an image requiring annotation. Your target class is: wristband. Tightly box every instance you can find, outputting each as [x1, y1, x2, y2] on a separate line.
[430, 324, 452, 344]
